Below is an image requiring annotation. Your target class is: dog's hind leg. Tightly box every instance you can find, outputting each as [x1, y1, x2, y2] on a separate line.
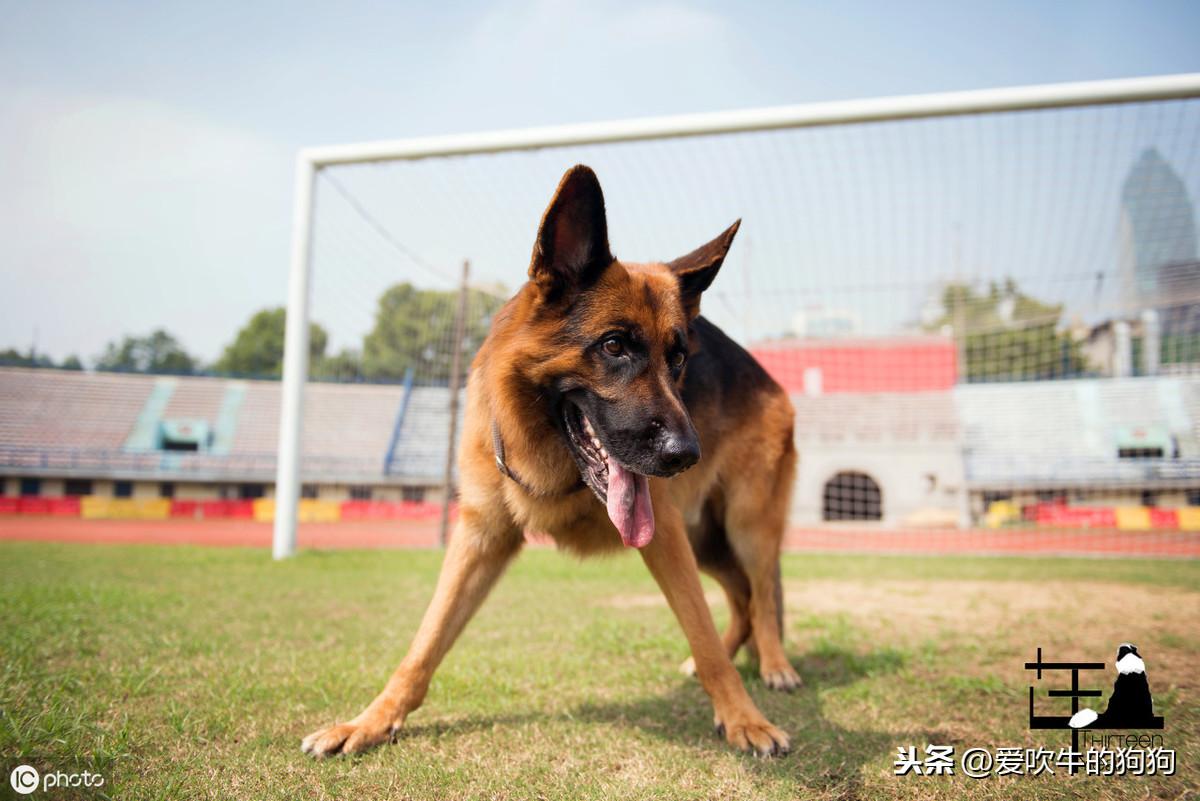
[680, 555, 752, 676]
[302, 507, 524, 757]
[723, 413, 801, 692]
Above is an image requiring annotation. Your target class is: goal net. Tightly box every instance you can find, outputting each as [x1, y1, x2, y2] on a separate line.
[284, 77, 1200, 556]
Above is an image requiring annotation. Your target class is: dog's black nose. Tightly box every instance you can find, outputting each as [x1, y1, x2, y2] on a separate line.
[658, 431, 701, 474]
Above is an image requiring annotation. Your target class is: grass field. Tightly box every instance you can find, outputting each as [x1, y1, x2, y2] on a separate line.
[0, 541, 1197, 800]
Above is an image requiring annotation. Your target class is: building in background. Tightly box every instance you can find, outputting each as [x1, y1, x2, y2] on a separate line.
[1087, 149, 1199, 378]
[752, 336, 963, 527]
[1119, 148, 1198, 309]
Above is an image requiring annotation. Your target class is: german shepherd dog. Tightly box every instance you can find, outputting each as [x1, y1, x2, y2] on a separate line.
[302, 165, 798, 758]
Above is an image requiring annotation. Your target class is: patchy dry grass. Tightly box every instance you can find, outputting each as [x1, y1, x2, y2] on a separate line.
[0, 541, 1196, 800]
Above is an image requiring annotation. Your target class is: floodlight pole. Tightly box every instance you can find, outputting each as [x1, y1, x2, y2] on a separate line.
[439, 260, 470, 547]
[273, 156, 317, 560]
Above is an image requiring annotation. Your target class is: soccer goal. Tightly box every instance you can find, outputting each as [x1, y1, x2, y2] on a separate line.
[274, 74, 1200, 559]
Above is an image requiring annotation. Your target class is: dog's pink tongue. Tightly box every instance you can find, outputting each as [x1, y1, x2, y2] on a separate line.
[605, 457, 655, 548]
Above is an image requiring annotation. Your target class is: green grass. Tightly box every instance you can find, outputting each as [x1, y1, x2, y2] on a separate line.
[0, 541, 1197, 800]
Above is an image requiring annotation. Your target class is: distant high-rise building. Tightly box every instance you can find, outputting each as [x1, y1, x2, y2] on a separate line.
[1119, 148, 1198, 307]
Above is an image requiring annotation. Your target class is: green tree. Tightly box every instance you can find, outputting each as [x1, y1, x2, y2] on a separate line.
[311, 348, 364, 381]
[362, 283, 505, 381]
[96, 329, 197, 374]
[0, 348, 54, 368]
[0, 349, 84, 370]
[214, 307, 328, 378]
[926, 279, 1088, 382]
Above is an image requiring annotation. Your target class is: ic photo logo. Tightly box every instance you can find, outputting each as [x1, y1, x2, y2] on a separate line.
[9, 765, 39, 795]
[7, 763, 106, 795]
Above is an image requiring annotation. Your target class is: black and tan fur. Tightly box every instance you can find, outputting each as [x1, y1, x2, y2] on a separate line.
[302, 165, 798, 758]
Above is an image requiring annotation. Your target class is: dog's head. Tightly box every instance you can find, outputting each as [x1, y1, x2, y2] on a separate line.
[520, 164, 738, 547]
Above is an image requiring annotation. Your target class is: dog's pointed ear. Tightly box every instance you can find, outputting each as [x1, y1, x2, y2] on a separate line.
[529, 165, 613, 301]
[668, 219, 740, 318]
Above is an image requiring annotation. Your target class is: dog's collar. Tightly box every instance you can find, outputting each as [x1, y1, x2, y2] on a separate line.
[491, 419, 586, 498]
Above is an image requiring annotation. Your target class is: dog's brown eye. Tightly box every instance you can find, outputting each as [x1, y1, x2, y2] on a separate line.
[671, 351, 686, 369]
[602, 338, 624, 356]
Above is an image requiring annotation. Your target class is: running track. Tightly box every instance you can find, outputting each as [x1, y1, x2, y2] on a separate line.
[2, 517, 1198, 557]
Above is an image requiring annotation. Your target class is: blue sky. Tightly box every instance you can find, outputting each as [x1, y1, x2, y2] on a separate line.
[2, 0, 1199, 360]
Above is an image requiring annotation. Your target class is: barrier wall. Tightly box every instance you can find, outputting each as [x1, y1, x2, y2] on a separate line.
[0, 496, 441, 523]
[251, 499, 343, 523]
[986, 501, 1200, 531]
[340, 500, 443, 521]
[80, 497, 171, 520]
[0, 497, 81, 516]
[7, 495, 1191, 531]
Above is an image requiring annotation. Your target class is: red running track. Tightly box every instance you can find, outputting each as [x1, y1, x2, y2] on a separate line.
[2, 517, 1198, 557]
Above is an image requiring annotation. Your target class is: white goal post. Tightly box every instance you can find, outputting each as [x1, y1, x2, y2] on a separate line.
[273, 73, 1200, 559]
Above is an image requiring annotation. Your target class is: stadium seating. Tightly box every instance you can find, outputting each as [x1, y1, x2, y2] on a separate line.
[957, 376, 1200, 485]
[791, 391, 959, 444]
[383, 387, 463, 480]
[5, 366, 1200, 532]
[301, 382, 408, 478]
[0, 367, 423, 482]
[0, 368, 153, 452]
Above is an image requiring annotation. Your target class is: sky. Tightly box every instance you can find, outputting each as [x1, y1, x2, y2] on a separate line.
[2, 0, 1199, 362]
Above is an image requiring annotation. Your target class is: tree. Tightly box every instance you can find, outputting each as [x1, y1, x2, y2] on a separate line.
[214, 307, 328, 378]
[925, 278, 1088, 382]
[96, 330, 197, 374]
[362, 283, 505, 381]
[0, 349, 84, 370]
[311, 348, 364, 381]
[0, 348, 54, 368]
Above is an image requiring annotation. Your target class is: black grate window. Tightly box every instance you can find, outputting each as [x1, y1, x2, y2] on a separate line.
[823, 472, 882, 521]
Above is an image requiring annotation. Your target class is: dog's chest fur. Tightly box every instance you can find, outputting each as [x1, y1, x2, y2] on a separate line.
[510, 489, 622, 554]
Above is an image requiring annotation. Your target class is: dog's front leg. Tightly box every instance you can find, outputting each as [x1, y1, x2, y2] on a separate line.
[302, 507, 523, 757]
[639, 502, 790, 757]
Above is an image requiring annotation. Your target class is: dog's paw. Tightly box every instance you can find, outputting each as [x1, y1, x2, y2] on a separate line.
[714, 715, 790, 758]
[679, 656, 697, 677]
[761, 662, 802, 692]
[301, 716, 398, 758]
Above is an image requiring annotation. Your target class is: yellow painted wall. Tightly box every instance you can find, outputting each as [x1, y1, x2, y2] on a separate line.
[1114, 507, 1151, 531]
[252, 498, 341, 523]
[80, 497, 171, 520]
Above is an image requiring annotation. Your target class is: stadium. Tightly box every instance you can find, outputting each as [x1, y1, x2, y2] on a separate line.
[8, 342, 1200, 542]
[2, 7, 1200, 799]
